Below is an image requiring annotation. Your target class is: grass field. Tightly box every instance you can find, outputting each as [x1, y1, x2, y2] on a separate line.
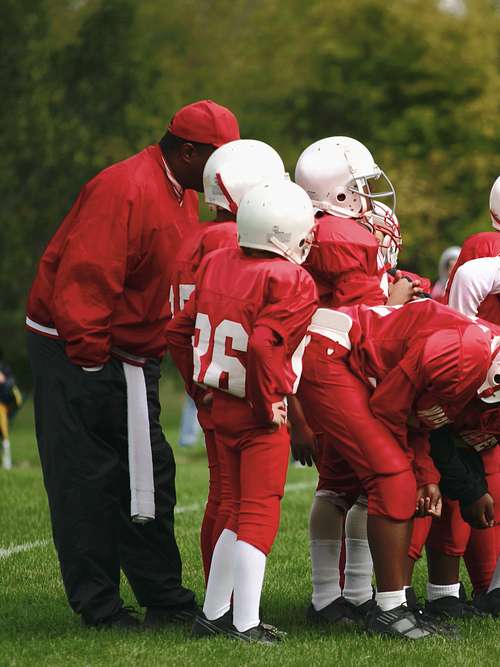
[1, 374, 500, 666]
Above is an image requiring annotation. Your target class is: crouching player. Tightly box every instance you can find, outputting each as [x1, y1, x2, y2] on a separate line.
[294, 299, 492, 639]
[167, 180, 318, 643]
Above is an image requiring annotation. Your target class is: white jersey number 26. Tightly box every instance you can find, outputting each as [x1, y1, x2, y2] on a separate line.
[193, 313, 248, 398]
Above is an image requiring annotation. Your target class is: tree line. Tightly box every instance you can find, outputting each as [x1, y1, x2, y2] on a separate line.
[1, 0, 499, 381]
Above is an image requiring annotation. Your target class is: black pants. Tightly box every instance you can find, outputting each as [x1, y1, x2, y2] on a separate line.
[27, 331, 194, 623]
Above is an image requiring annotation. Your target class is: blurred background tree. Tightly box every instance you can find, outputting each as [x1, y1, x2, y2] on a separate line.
[1, 0, 499, 381]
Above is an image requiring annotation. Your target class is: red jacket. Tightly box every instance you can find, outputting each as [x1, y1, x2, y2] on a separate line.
[304, 212, 385, 308]
[27, 145, 199, 365]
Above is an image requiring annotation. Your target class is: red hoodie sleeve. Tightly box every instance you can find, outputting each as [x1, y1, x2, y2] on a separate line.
[51, 172, 131, 366]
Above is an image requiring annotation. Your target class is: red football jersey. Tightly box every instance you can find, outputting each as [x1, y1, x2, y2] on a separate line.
[340, 299, 492, 449]
[304, 212, 385, 308]
[446, 232, 500, 323]
[168, 220, 238, 316]
[27, 145, 199, 365]
[166, 247, 318, 427]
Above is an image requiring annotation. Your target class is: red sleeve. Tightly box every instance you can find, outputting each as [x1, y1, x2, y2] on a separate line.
[409, 428, 441, 486]
[246, 325, 285, 423]
[51, 173, 130, 366]
[255, 268, 318, 357]
[369, 343, 425, 451]
[165, 290, 197, 394]
[245, 268, 317, 423]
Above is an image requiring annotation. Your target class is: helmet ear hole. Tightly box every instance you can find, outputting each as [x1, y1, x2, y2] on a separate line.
[337, 193, 346, 202]
[494, 374, 500, 385]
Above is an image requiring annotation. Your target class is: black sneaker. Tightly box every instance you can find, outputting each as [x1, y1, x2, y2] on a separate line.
[473, 588, 500, 617]
[144, 600, 200, 627]
[405, 587, 459, 638]
[365, 604, 435, 639]
[306, 596, 356, 626]
[192, 610, 234, 637]
[424, 583, 485, 620]
[84, 606, 141, 630]
[230, 622, 284, 645]
[351, 598, 377, 626]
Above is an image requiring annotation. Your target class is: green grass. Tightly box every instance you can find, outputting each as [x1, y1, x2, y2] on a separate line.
[1, 377, 500, 666]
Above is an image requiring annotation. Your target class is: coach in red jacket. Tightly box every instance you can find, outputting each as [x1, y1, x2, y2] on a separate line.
[26, 100, 240, 629]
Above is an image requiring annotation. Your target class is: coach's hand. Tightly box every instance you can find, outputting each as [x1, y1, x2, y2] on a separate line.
[415, 484, 442, 518]
[291, 423, 317, 467]
[461, 493, 495, 529]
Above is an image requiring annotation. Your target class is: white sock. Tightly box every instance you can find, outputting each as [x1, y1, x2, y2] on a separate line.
[310, 539, 342, 610]
[343, 538, 373, 605]
[203, 529, 237, 620]
[427, 582, 460, 601]
[232, 540, 266, 632]
[487, 556, 500, 593]
[2, 439, 11, 470]
[376, 589, 406, 611]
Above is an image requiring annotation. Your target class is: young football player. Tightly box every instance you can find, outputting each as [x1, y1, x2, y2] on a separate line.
[416, 176, 500, 618]
[415, 340, 500, 617]
[168, 139, 286, 582]
[295, 298, 492, 638]
[293, 137, 421, 626]
[166, 180, 318, 643]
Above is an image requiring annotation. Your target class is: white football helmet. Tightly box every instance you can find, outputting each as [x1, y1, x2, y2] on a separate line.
[490, 176, 500, 231]
[203, 139, 286, 215]
[237, 180, 315, 265]
[371, 201, 402, 270]
[478, 336, 500, 403]
[295, 136, 396, 220]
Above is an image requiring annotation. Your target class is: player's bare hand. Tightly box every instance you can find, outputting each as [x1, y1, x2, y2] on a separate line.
[461, 493, 495, 529]
[415, 484, 442, 517]
[0, 371, 5, 383]
[271, 400, 288, 429]
[291, 423, 317, 467]
[387, 275, 422, 305]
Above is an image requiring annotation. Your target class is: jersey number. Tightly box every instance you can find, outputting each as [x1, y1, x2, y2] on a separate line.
[169, 283, 195, 315]
[193, 313, 248, 398]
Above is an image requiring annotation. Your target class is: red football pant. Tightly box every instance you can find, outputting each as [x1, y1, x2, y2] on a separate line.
[215, 425, 290, 556]
[298, 335, 416, 521]
[408, 516, 432, 561]
[200, 428, 233, 583]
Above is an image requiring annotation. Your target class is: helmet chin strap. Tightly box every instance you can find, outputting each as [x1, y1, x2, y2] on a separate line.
[215, 172, 238, 215]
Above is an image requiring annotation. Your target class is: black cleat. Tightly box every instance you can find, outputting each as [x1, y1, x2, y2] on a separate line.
[144, 600, 200, 627]
[192, 610, 234, 637]
[230, 622, 284, 645]
[84, 606, 141, 630]
[306, 596, 356, 626]
[424, 583, 485, 620]
[365, 604, 435, 639]
[351, 598, 377, 626]
[473, 588, 500, 617]
[405, 587, 459, 638]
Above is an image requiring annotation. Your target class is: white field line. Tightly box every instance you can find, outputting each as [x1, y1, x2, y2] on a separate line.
[0, 480, 314, 560]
